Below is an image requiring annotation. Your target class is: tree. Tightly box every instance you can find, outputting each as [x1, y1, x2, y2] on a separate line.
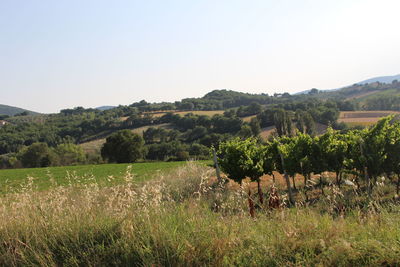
[273, 109, 293, 136]
[54, 143, 86, 166]
[249, 117, 261, 136]
[238, 125, 253, 139]
[217, 138, 265, 211]
[18, 143, 58, 168]
[271, 138, 295, 205]
[101, 130, 145, 163]
[317, 128, 349, 186]
[383, 117, 400, 194]
[290, 133, 315, 200]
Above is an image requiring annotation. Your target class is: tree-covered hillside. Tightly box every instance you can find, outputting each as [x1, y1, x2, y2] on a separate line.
[3, 82, 400, 169]
[0, 104, 39, 117]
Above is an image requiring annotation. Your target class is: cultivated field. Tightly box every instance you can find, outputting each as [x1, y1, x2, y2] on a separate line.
[0, 161, 201, 193]
[338, 110, 400, 126]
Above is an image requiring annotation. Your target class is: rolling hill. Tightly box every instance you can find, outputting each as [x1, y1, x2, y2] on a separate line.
[295, 74, 400, 95]
[357, 74, 400, 85]
[0, 104, 39, 116]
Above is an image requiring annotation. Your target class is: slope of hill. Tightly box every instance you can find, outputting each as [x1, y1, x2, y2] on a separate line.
[295, 74, 400, 96]
[0, 104, 39, 116]
[357, 74, 400, 85]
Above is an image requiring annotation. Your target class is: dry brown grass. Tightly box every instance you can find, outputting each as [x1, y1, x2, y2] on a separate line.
[338, 111, 400, 126]
[241, 115, 257, 122]
[259, 126, 276, 139]
[1, 162, 400, 266]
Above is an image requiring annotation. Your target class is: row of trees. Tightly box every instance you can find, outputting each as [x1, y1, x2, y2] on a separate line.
[217, 116, 400, 206]
[100, 130, 211, 163]
[0, 143, 94, 169]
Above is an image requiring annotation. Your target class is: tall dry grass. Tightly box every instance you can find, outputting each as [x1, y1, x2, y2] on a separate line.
[0, 162, 399, 266]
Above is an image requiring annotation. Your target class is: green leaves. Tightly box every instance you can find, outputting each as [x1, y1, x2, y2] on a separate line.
[217, 138, 264, 183]
[216, 116, 400, 191]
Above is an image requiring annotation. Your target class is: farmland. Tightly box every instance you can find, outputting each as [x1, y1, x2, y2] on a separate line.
[338, 110, 400, 126]
[1, 114, 400, 264]
[0, 161, 205, 193]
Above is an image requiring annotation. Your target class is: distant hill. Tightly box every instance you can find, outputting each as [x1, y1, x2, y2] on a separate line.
[96, 106, 116, 111]
[357, 74, 400, 85]
[0, 104, 39, 116]
[295, 74, 400, 95]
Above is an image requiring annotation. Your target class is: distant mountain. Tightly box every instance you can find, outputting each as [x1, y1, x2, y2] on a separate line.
[295, 74, 400, 95]
[0, 104, 39, 116]
[95, 106, 116, 111]
[356, 74, 400, 85]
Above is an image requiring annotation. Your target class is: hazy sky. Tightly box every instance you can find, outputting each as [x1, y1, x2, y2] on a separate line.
[1, 0, 400, 113]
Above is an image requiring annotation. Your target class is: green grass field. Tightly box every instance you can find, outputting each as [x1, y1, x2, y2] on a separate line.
[0, 161, 210, 193]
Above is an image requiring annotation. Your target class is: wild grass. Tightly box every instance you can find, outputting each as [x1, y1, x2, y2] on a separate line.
[0, 162, 399, 266]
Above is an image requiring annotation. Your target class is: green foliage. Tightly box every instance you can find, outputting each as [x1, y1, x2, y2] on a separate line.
[217, 138, 264, 183]
[54, 143, 86, 166]
[18, 143, 58, 168]
[101, 130, 145, 163]
[317, 127, 349, 175]
[217, 116, 400, 197]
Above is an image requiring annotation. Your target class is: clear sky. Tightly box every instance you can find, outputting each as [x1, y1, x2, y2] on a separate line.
[1, 0, 400, 113]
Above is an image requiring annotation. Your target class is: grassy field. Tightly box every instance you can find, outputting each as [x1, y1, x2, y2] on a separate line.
[0, 161, 207, 193]
[0, 162, 399, 266]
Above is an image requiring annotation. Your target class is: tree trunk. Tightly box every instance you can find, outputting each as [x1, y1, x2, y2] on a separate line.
[304, 174, 309, 202]
[355, 174, 361, 191]
[364, 167, 371, 197]
[257, 180, 264, 204]
[272, 172, 276, 184]
[248, 188, 255, 218]
[292, 176, 297, 190]
[335, 172, 340, 187]
[320, 175, 325, 196]
[279, 151, 294, 206]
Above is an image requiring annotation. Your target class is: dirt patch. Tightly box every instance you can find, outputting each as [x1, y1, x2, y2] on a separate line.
[259, 126, 276, 140]
[241, 115, 257, 122]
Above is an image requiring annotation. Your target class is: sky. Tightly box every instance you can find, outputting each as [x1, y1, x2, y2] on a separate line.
[1, 0, 400, 113]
